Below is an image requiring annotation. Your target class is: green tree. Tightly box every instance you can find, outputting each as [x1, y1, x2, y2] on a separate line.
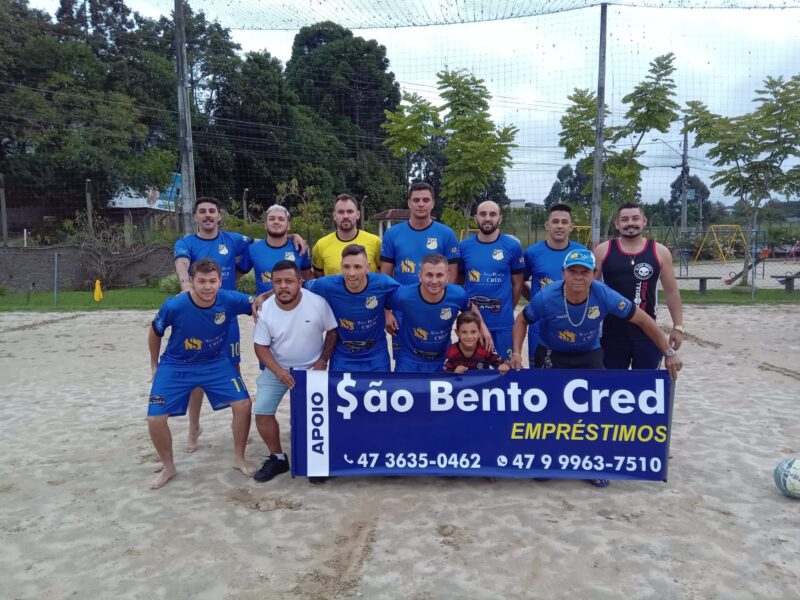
[559, 53, 680, 227]
[684, 74, 800, 282]
[668, 173, 711, 227]
[544, 163, 592, 208]
[383, 71, 517, 217]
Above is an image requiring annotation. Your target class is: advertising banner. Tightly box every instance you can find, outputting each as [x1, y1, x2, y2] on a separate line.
[290, 369, 674, 481]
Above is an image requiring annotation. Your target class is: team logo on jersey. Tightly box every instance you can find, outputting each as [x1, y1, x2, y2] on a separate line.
[413, 327, 428, 341]
[440, 307, 452, 320]
[558, 330, 576, 343]
[540, 277, 553, 288]
[261, 272, 271, 283]
[365, 296, 378, 309]
[184, 338, 203, 350]
[468, 269, 481, 282]
[634, 262, 654, 280]
[285, 251, 295, 261]
[339, 318, 355, 330]
[426, 237, 438, 250]
[618, 300, 627, 311]
[214, 312, 226, 325]
[218, 244, 229, 255]
[587, 306, 600, 319]
[401, 259, 416, 273]
[451, 245, 458, 254]
[492, 249, 504, 261]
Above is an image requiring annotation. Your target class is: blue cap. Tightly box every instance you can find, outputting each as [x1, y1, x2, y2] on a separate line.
[563, 248, 596, 270]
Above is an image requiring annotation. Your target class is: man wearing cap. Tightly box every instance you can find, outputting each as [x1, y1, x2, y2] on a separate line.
[510, 248, 682, 488]
[510, 248, 682, 376]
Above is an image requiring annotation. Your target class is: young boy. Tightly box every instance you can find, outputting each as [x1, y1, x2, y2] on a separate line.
[444, 312, 509, 374]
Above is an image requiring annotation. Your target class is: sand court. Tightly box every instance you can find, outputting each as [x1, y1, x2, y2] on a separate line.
[1, 305, 799, 599]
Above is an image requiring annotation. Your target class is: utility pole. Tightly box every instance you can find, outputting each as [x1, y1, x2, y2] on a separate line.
[590, 3, 608, 248]
[0, 174, 7, 246]
[175, 0, 197, 234]
[241, 188, 249, 223]
[85, 179, 93, 234]
[680, 125, 689, 237]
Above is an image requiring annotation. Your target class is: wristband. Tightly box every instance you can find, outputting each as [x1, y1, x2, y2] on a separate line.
[672, 325, 685, 334]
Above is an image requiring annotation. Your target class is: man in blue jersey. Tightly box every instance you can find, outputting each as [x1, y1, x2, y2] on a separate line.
[459, 200, 525, 360]
[510, 248, 682, 376]
[174, 197, 253, 452]
[305, 244, 401, 371]
[521, 203, 587, 367]
[147, 259, 254, 490]
[387, 253, 489, 372]
[240, 204, 312, 294]
[381, 182, 460, 348]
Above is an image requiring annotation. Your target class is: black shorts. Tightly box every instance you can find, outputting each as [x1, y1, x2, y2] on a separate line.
[534, 345, 605, 370]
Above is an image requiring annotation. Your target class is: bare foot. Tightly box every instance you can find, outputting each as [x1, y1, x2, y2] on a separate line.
[232, 459, 254, 477]
[150, 465, 177, 490]
[184, 426, 203, 453]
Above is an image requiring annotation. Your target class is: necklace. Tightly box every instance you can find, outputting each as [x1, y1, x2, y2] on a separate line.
[563, 290, 590, 327]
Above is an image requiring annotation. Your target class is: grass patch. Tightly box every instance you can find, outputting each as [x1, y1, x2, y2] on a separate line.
[659, 288, 800, 305]
[0, 287, 171, 311]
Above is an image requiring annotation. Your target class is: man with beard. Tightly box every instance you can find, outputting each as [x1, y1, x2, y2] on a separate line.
[252, 261, 338, 482]
[521, 204, 587, 367]
[240, 204, 312, 295]
[304, 244, 401, 372]
[458, 200, 524, 359]
[381, 182, 460, 350]
[312, 194, 383, 277]
[593, 203, 684, 370]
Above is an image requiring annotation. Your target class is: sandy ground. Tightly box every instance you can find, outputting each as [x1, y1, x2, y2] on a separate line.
[2, 305, 800, 599]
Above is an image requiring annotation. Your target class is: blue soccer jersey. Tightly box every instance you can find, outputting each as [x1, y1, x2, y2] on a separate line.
[174, 231, 252, 290]
[152, 289, 254, 365]
[380, 221, 460, 286]
[387, 283, 471, 369]
[522, 281, 634, 353]
[304, 273, 401, 363]
[523, 240, 586, 353]
[459, 233, 524, 331]
[240, 239, 311, 294]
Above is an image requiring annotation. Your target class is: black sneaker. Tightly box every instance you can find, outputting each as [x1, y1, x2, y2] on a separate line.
[308, 476, 328, 485]
[253, 455, 289, 482]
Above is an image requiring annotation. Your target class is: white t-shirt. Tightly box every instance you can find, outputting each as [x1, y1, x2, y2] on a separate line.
[253, 290, 337, 369]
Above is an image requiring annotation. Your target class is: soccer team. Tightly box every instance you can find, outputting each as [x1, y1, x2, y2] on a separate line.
[146, 182, 684, 489]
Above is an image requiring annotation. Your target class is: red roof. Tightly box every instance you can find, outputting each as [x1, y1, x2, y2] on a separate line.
[372, 208, 409, 221]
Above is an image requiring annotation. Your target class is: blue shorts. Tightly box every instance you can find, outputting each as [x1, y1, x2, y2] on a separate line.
[490, 328, 513, 361]
[601, 335, 663, 370]
[255, 368, 289, 415]
[148, 360, 250, 417]
[331, 351, 391, 373]
[225, 318, 241, 365]
[394, 352, 443, 373]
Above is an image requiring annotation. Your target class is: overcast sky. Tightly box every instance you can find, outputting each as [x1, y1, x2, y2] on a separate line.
[28, 1, 800, 206]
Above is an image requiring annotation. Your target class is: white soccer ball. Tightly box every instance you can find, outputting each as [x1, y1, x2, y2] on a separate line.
[774, 458, 800, 499]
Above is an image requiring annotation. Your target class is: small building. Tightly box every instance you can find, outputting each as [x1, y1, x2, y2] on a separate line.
[372, 208, 410, 237]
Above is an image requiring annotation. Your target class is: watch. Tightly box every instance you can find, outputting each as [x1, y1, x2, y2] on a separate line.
[672, 325, 685, 334]
[664, 348, 676, 358]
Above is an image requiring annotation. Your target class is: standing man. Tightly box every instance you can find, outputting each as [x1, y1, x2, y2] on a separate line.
[387, 253, 489, 373]
[305, 244, 401, 372]
[241, 204, 312, 294]
[174, 197, 253, 452]
[381, 182, 460, 347]
[252, 261, 338, 483]
[522, 203, 586, 367]
[510, 248, 682, 488]
[312, 194, 383, 277]
[458, 200, 525, 360]
[593, 203, 684, 370]
[147, 259, 254, 489]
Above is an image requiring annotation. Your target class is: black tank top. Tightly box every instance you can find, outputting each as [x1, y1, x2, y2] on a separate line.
[601, 238, 660, 337]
